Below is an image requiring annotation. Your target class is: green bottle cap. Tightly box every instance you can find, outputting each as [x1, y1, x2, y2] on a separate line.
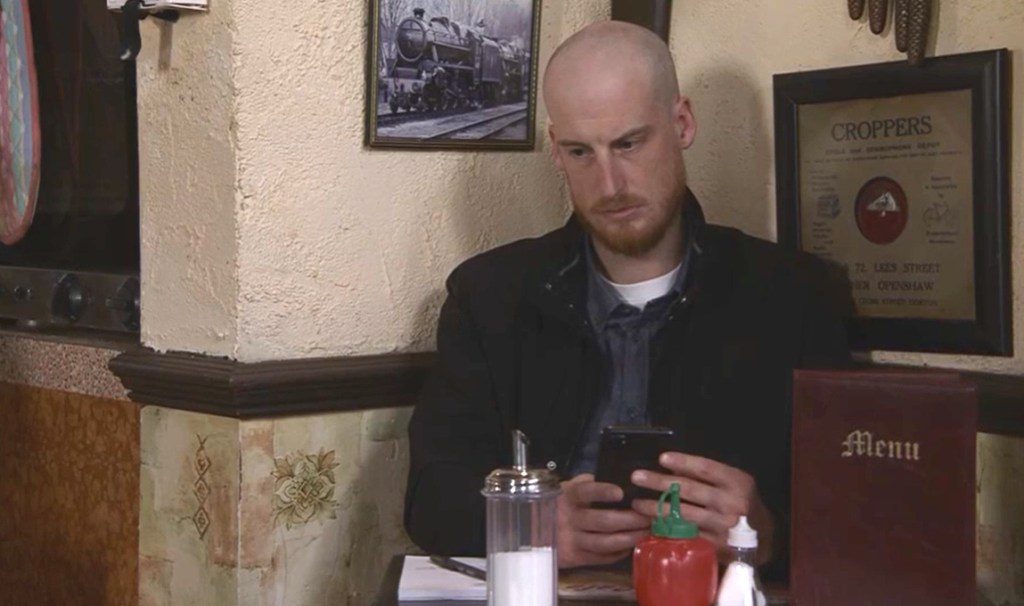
[651, 483, 698, 539]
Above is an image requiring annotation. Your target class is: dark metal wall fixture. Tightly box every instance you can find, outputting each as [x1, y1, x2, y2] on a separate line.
[848, 0, 934, 65]
[610, 0, 673, 42]
[117, 0, 180, 62]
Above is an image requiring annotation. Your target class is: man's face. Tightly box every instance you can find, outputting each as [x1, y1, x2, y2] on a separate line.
[546, 68, 695, 257]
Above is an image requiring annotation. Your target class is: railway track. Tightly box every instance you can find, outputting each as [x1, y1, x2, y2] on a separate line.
[424, 107, 527, 140]
[375, 102, 529, 141]
[375, 105, 476, 128]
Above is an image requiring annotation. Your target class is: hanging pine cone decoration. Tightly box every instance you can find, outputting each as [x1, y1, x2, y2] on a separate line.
[849, 0, 866, 19]
[894, 0, 910, 51]
[843, 0, 936, 66]
[907, 0, 932, 65]
[868, 0, 889, 34]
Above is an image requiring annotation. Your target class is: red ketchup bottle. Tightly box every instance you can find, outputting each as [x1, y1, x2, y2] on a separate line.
[633, 483, 718, 606]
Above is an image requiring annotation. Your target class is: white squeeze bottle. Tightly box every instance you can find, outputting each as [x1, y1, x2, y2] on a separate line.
[714, 516, 767, 606]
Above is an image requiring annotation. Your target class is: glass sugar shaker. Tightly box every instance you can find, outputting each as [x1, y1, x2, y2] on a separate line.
[481, 430, 562, 606]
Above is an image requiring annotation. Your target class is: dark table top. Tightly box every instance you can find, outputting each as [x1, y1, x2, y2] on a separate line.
[374, 555, 791, 606]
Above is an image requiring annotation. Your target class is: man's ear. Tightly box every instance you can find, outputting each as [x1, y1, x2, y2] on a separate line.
[673, 95, 697, 150]
[548, 124, 564, 171]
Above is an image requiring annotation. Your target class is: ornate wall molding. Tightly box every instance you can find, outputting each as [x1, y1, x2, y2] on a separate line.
[109, 346, 1023, 434]
[109, 348, 435, 419]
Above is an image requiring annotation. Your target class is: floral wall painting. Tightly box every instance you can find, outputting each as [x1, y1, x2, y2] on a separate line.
[192, 434, 212, 539]
[271, 449, 341, 530]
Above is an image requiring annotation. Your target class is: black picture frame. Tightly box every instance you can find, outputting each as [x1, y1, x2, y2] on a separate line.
[611, 0, 673, 42]
[365, 0, 542, 151]
[774, 49, 1012, 356]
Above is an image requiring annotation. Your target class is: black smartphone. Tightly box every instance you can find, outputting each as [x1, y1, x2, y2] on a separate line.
[594, 425, 676, 509]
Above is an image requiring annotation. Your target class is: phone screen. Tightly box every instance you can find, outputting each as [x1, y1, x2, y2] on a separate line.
[594, 425, 675, 509]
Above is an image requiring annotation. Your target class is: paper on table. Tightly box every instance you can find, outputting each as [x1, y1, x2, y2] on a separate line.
[398, 556, 487, 601]
[398, 555, 638, 602]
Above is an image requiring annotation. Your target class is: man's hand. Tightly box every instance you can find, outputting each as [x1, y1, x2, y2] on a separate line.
[629, 452, 775, 564]
[557, 474, 651, 569]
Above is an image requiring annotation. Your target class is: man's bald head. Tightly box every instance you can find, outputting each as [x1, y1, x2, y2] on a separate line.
[543, 21, 680, 114]
[542, 20, 696, 265]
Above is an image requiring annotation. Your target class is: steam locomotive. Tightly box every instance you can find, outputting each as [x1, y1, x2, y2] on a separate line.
[385, 7, 529, 114]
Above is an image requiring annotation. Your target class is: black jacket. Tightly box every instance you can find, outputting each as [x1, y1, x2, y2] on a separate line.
[405, 194, 850, 579]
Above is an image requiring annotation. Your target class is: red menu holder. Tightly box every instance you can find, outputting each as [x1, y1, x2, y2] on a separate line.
[791, 369, 978, 606]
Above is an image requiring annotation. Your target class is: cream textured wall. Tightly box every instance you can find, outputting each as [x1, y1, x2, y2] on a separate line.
[230, 0, 608, 362]
[133, 3, 611, 605]
[137, 0, 610, 362]
[132, 0, 1020, 602]
[668, 2, 1023, 603]
[670, 0, 1024, 374]
[140, 0, 1024, 372]
[137, 6, 238, 357]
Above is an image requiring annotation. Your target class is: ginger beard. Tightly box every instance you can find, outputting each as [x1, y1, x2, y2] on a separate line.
[572, 166, 687, 258]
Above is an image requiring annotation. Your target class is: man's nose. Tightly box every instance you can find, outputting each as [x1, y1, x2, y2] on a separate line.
[595, 155, 625, 198]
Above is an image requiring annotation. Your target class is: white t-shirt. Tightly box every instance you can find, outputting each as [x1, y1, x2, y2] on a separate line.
[600, 262, 683, 309]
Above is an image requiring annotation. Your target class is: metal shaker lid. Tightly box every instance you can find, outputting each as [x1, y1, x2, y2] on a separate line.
[483, 467, 561, 496]
[482, 430, 561, 497]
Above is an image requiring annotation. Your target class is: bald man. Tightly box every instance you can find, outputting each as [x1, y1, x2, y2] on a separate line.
[405, 22, 849, 579]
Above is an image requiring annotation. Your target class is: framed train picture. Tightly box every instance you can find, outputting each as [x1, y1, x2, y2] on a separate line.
[366, 0, 542, 150]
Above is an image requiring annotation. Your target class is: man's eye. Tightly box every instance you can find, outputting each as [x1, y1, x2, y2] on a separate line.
[617, 140, 638, 151]
[569, 148, 587, 158]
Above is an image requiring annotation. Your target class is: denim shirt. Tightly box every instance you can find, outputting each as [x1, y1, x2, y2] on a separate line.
[568, 239, 691, 476]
